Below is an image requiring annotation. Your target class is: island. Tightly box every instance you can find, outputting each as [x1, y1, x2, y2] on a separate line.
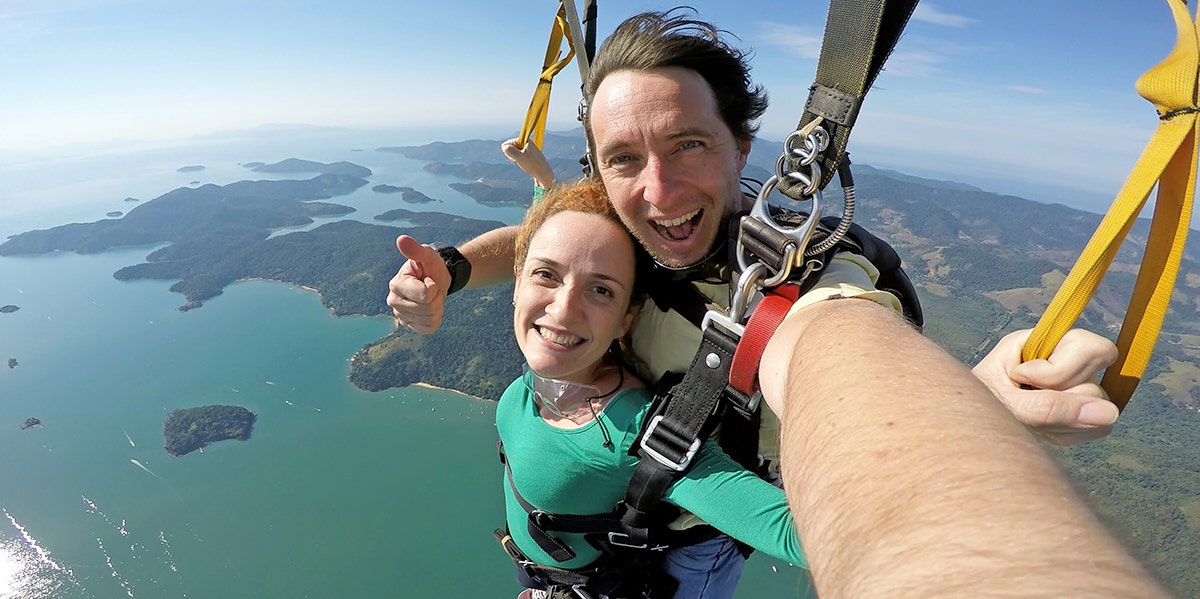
[163, 405, 256, 457]
[371, 185, 440, 203]
[0, 305, 18, 313]
[7, 358, 16, 369]
[20, 418, 41, 430]
[106, 211, 123, 218]
[249, 158, 372, 178]
[124, 197, 140, 202]
[177, 165, 205, 173]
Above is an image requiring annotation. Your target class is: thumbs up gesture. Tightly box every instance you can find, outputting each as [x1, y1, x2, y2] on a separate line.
[387, 235, 451, 334]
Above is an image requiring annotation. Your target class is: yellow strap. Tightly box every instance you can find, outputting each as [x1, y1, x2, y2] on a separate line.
[1023, 0, 1200, 410]
[516, 2, 577, 151]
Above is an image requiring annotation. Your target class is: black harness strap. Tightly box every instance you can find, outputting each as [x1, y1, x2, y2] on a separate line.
[620, 322, 739, 545]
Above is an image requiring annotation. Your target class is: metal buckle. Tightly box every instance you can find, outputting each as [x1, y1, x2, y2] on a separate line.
[571, 584, 602, 599]
[606, 532, 670, 552]
[639, 415, 701, 472]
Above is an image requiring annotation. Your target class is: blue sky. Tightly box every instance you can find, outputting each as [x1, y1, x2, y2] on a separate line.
[0, 0, 1192, 212]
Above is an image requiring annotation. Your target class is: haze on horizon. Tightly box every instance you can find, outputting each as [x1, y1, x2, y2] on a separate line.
[0, 0, 1191, 218]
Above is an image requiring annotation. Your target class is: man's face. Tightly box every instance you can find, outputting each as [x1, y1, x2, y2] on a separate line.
[589, 67, 750, 268]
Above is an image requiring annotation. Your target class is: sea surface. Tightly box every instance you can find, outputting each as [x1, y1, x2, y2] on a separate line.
[0, 127, 811, 598]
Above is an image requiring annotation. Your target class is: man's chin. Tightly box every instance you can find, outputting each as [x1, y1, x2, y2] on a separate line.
[646, 244, 707, 270]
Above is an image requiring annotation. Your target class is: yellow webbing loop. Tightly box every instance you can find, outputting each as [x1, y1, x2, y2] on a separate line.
[1023, 0, 1200, 410]
[516, 2, 578, 151]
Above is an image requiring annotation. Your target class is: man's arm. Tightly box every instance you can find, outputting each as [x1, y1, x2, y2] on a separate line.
[759, 299, 1167, 599]
[387, 225, 518, 333]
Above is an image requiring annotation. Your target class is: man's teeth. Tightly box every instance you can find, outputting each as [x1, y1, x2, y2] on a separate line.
[653, 209, 700, 228]
[539, 328, 582, 347]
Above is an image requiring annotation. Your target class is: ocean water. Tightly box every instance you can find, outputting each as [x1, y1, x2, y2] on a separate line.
[0, 129, 811, 598]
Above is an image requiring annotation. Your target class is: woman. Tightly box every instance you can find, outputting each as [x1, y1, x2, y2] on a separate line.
[495, 178, 806, 599]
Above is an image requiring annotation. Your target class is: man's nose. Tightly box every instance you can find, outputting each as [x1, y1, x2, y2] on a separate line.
[638, 154, 684, 207]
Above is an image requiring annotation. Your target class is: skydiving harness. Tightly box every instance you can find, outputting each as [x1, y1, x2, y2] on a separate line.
[621, 0, 923, 559]
[493, 1, 922, 596]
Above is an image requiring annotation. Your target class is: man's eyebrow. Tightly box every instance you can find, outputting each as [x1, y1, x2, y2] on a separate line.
[597, 127, 718, 158]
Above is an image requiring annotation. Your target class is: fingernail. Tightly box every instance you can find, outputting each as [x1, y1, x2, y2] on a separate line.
[1079, 401, 1118, 426]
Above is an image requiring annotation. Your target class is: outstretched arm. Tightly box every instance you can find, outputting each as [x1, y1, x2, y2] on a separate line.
[387, 226, 519, 334]
[760, 299, 1167, 599]
[973, 328, 1119, 445]
[501, 138, 556, 190]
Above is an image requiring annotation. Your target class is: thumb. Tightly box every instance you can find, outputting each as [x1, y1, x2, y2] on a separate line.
[397, 235, 435, 272]
[395, 236, 440, 300]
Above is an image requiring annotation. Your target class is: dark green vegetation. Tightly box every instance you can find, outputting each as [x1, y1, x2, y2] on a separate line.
[0, 163, 455, 313]
[7, 358, 16, 369]
[20, 417, 41, 430]
[349, 284, 521, 399]
[163, 405, 256, 457]
[379, 132, 588, 207]
[246, 158, 372, 178]
[6, 137, 1198, 596]
[371, 185, 440, 203]
[0, 304, 18, 313]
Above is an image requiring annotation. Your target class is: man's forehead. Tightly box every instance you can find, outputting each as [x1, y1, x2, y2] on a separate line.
[590, 68, 729, 147]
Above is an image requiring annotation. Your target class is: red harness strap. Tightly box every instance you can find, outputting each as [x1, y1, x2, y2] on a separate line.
[728, 283, 801, 396]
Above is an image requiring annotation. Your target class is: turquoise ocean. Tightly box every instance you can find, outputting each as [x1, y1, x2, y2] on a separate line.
[0, 127, 811, 598]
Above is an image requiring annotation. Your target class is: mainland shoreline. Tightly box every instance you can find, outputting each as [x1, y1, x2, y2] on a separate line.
[410, 382, 489, 403]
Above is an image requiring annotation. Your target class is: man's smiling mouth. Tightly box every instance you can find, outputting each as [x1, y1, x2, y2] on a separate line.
[652, 209, 702, 241]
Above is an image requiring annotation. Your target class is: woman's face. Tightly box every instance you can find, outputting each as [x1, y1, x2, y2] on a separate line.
[514, 211, 637, 384]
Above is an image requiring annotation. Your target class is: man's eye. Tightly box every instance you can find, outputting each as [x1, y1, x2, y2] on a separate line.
[679, 140, 702, 151]
[609, 154, 636, 166]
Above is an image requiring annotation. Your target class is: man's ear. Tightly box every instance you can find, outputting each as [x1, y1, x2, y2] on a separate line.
[736, 138, 752, 171]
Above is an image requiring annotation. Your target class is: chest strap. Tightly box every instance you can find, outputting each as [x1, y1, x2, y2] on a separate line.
[621, 283, 800, 545]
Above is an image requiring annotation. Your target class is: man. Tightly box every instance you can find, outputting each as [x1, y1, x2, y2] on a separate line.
[391, 9, 1159, 596]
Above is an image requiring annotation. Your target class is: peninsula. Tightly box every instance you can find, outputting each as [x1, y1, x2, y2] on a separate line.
[163, 405, 256, 457]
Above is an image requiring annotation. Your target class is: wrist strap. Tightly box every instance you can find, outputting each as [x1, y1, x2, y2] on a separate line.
[435, 245, 472, 295]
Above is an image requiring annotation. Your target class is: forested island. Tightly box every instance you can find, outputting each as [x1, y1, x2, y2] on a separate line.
[7, 358, 16, 369]
[163, 405, 256, 457]
[20, 418, 41, 430]
[371, 185, 440, 203]
[247, 158, 372, 178]
[0, 305, 18, 313]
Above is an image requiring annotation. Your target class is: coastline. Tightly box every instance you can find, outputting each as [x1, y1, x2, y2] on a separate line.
[410, 382, 490, 403]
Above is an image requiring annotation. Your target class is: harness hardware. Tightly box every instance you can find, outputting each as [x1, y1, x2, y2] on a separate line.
[606, 531, 670, 551]
[639, 415, 702, 471]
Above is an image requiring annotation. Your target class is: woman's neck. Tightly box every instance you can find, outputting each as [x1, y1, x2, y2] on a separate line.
[537, 359, 626, 429]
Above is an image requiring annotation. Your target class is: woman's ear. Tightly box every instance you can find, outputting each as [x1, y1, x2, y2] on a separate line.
[618, 303, 639, 338]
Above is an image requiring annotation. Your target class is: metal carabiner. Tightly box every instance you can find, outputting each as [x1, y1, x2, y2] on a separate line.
[737, 175, 824, 288]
